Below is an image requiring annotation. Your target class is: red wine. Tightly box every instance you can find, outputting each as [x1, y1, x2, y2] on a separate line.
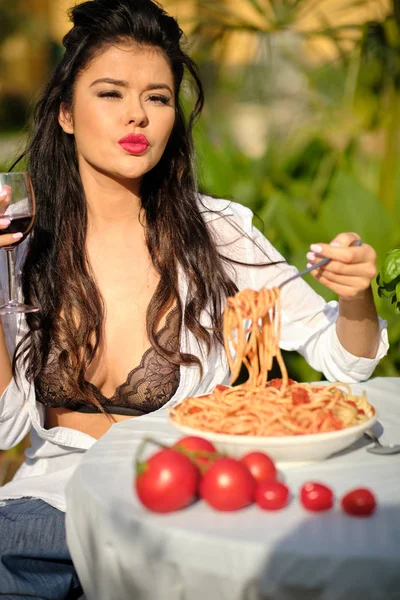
[0, 214, 33, 246]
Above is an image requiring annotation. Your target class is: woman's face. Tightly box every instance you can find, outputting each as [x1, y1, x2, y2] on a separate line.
[59, 43, 176, 188]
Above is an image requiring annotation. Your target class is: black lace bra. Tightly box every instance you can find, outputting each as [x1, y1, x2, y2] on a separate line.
[35, 309, 180, 416]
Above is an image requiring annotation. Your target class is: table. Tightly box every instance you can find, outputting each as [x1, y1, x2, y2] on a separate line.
[65, 377, 400, 600]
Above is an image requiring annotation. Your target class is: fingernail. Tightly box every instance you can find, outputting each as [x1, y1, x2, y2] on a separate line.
[306, 251, 316, 261]
[12, 232, 23, 240]
[330, 241, 341, 247]
[0, 217, 10, 226]
[306, 263, 312, 268]
[310, 244, 322, 253]
[0, 190, 7, 199]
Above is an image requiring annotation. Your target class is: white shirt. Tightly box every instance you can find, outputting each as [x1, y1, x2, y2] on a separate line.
[0, 196, 388, 511]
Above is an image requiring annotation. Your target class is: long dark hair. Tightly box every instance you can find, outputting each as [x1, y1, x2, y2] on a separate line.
[12, 0, 246, 405]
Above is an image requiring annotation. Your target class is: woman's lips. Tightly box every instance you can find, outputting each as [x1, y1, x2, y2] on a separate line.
[118, 133, 149, 155]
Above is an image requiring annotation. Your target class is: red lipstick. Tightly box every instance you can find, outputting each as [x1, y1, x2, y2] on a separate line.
[118, 133, 149, 155]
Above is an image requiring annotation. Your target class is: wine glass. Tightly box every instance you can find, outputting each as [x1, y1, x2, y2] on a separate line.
[0, 172, 39, 315]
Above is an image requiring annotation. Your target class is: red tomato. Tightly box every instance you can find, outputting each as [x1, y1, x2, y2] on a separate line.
[300, 482, 334, 512]
[135, 449, 200, 513]
[241, 451, 277, 484]
[267, 378, 296, 390]
[200, 457, 256, 511]
[347, 401, 365, 416]
[172, 436, 218, 468]
[341, 488, 376, 517]
[215, 384, 230, 392]
[291, 388, 310, 405]
[255, 480, 290, 510]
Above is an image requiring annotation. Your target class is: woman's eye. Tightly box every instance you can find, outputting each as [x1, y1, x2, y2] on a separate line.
[97, 91, 122, 99]
[148, 94, 170, 105]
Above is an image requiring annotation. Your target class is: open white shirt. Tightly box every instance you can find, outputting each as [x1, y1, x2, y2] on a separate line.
[0, 195, 388, 511]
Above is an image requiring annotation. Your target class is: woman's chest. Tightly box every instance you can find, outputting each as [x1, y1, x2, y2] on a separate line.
[85, 239, 164, 391]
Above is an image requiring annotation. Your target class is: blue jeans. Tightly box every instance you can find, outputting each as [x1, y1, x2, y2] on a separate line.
[0, 497, 84, 600]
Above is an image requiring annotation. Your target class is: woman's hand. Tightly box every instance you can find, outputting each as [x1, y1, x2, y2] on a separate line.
[306, 232, 377, 301]
[0, 186, 22, 247]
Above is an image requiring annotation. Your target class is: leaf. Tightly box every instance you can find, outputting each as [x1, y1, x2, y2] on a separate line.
[319, 171, 394, 257]
[377, 285, 394, 299]
[245, 0, 270, 18]
[267, 191, 326, 253]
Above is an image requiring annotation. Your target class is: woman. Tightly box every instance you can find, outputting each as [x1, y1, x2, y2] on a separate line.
[0, 0, 388, 597]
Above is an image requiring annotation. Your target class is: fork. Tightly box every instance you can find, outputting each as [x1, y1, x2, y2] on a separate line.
[364, 430, 400, 455]
[279, 239, 363, 289]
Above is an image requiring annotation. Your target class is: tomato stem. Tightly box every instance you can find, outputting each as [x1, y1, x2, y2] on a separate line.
[133, 436, 171, 472]
[133, 436, 223, 474]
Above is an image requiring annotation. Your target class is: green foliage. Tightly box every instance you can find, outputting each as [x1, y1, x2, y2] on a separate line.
[0, 94, 30, 133]
[0, 0, 25, 43]
[377, 249, 400, 312]
[194, 119, 400, 381]
[189, 0, 400, 380]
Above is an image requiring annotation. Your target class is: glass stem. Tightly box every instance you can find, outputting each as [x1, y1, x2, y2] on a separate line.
[5, 248, 17, 305]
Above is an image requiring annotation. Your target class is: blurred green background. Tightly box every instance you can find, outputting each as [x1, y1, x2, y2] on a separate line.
[0, 0, 399, 386]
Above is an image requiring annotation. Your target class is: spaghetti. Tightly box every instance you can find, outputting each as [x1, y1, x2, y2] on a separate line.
[170, 288, 374, 436]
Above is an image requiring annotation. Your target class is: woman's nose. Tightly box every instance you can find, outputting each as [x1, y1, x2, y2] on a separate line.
[126, 100, 148, 128]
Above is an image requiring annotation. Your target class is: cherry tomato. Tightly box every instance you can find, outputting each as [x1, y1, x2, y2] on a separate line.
[300, 482, 334, 512]
[255, 480, 290, 510]
[291, 387, 310, 405]
[172, 436, 218, 468]
[267, 378, 296, 390]
[341, 488, 376, 517]
[135, 449, 200, 513]
[241, 451, 277, 484]
[200, 457, 256, 511]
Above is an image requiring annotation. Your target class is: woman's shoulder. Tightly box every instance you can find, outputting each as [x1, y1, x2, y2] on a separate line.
[197, 193, 254, 232]
[197, 192, 285, 269]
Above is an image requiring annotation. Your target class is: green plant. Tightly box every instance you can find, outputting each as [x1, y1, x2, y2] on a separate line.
[187, 0, 400, 378]
[377, 249, 400, 312]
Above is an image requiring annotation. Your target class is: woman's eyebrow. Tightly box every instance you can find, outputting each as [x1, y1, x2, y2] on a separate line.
[146, 83, 173, 95]
[90, 78, 173, 95]
[90, 77, 129, 87]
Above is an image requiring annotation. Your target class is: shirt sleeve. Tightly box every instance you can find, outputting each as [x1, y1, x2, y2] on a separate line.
[0, 242, 32, 450]
[204, 196, 389, 383]
[0, 377, 32, 450]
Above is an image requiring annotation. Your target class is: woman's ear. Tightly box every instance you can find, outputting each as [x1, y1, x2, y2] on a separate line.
[58, 103, 74, 134]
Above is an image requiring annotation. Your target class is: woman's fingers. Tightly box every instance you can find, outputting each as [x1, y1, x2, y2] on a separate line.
[307, 253, 377, 279]
[307, 232, 377, 299]
[0, 215, 23, 247]
[0, 185, 23, 246]
[309, 241, 376, 267]
[0, 232, 23, 247]
[0, 185, 11, 216]
[309, 270, 371, 297]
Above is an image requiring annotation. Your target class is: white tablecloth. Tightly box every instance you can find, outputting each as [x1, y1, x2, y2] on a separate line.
[65, 377, 400, 600]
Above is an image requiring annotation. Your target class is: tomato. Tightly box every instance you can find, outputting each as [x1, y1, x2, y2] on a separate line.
[320, 411, 343, 431]
[241, 451, 277, 484]
[341, 488, 376, 517]
[135, 449, 200, 513]
[347, 400, 365, 416]
[172, 436, 218, 469]
[267, 378, 296, 390]
[291, 388, 310, 405]
[300, 482, 334, 512]
[215, 384, 230, 392]
[200, 457, 256, 511]
[255, 480, 290, 510]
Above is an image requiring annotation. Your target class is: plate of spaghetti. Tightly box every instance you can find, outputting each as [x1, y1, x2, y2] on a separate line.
[170, 287, 377, 464]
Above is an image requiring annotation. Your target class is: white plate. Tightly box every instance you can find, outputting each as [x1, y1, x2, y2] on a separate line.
[169, 411, 377, 467]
